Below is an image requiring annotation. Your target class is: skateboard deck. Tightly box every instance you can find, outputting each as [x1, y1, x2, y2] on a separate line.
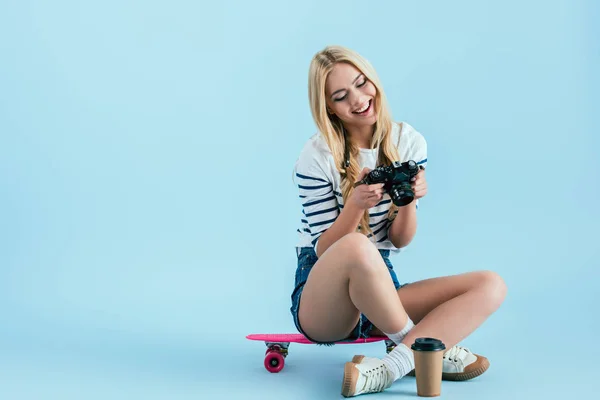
[246, 333, 396, 373]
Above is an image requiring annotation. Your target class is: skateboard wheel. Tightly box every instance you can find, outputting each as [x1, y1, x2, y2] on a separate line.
[264, 351, 285, 373]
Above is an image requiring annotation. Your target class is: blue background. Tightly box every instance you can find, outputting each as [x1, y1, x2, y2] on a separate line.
[1, 0, 598, 399]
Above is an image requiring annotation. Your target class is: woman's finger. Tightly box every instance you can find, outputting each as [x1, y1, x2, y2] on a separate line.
[367, 192, 382, 201]
[412, 176, 425, 185]
[415, 186, 427, 196]
[368, 183, 385, 192]
[356, 167, 372, 182]
[412, 169, 425, 182]
[368, 195, 382, 206]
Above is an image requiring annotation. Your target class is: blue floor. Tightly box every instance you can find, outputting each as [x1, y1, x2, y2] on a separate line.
[1, 311, 597, 400]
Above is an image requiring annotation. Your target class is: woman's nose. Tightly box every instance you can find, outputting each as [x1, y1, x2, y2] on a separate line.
[350, 95, 369, 110]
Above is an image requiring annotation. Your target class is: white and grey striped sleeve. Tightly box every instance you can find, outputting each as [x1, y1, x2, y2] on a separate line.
[293, 154, 339, 251]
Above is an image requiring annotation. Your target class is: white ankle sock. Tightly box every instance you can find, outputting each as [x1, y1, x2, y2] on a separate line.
[382, 343, 415, 381]
[383, 317, 414, 345]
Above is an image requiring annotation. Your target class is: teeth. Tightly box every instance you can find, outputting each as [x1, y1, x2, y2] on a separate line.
[355, 101, 370, 113]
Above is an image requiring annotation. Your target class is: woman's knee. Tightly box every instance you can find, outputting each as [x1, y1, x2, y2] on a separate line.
[337, 232, 371, 248]
[336, 232, 385, 274]
[474, 270, 507, 311]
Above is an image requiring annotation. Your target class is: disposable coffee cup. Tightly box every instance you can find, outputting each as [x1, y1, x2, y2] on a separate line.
[411, 338, 446, 397]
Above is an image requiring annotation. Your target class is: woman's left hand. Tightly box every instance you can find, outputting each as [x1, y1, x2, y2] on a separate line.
[411, 167, 427, 200]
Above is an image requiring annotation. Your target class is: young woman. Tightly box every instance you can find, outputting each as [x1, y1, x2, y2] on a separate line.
[289, 45, 507, 397]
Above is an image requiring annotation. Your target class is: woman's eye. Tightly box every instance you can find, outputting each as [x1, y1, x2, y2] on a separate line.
[357, 78, 367, 87]
[334, 95, 347, 102]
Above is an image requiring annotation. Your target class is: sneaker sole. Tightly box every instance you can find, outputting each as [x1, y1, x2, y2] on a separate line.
[406, 357, 490, 381]
[353, 355, 490, 382]
[341, 362, 359, 397]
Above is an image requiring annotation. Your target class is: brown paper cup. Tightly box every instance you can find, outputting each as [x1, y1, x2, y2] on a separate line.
[411, 338, 446, 397]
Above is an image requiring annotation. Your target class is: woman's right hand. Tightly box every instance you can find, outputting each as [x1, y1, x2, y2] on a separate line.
[347, 168, 385, 210]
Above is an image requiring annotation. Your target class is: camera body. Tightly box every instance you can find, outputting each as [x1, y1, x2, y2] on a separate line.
[358, 160, 421, 206]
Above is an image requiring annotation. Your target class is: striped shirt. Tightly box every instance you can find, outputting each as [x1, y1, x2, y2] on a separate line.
[292, 121, 428, 254]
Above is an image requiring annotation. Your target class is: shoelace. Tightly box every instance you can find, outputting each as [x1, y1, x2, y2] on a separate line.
[361, 364, 390, 393]
[443, 345, 471, 364]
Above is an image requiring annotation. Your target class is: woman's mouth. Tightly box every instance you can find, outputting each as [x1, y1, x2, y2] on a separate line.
[352, 99, 373, 116]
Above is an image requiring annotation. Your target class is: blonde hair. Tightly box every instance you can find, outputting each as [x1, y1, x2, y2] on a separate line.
[308, 45, 400, 236]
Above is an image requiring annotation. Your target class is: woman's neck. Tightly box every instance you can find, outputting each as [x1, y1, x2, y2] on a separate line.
[346, 124, 375, 149]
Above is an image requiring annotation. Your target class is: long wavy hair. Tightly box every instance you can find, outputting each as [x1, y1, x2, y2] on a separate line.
[308, 45, 400, 236]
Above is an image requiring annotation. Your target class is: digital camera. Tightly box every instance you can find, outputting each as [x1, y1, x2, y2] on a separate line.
[355, 160, 421, 206]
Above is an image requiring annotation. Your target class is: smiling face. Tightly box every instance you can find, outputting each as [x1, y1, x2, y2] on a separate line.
[325, 62, 378, 129]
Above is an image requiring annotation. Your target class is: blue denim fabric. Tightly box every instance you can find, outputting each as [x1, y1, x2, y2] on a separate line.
[290, 246, 407, 345]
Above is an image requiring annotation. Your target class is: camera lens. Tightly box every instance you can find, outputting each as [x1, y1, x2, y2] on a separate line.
[390, 183, 414, 206]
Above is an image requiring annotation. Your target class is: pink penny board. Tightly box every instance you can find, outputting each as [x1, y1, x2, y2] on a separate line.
[247, 333, 388, 344]
[246, 333, 396, 373]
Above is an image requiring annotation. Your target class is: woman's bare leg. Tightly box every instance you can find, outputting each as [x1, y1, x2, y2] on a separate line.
[298, 232, 410, 343]
[396, 271, 507, 349]
[357, 272, 508, 382]
[370, 271, 507, 345]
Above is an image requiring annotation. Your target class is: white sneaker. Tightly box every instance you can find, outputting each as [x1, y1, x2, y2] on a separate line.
[353, 345, 490, 382]
[341, 358, 394, 397]
[439, 345, 489, 380]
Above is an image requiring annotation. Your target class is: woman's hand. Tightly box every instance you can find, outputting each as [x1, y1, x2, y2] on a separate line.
[347, 168, 385, 210]
[411, 167, 427, 200]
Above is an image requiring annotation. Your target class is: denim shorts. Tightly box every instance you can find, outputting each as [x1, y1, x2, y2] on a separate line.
[290, 246, 407, 345]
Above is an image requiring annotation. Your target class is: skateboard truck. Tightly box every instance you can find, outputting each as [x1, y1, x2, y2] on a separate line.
[266, 341, 289, 356]
[385, 339, 396, 353]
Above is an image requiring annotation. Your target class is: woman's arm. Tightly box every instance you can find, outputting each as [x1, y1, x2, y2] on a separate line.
[315, 169, 387, 257]
[387, 201, 418, 249]
[388, 121, 428, 249]
[315, 201, 363, 257]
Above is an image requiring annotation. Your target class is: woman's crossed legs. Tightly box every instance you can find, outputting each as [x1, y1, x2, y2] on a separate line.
[297, 233, 506, 397]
